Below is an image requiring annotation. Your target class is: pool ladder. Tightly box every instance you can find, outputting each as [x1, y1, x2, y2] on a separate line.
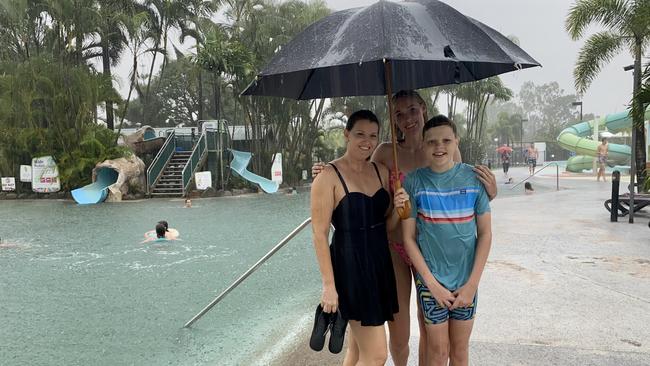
[183, 217, 314, 328]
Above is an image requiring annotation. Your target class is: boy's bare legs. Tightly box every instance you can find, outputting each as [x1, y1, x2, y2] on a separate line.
[343, 332, 359, 366]
[387, 250, 411, 366]
[425, 322, 450, 366]
[448, 319, 475, 366]
[348, 321, 388, 366]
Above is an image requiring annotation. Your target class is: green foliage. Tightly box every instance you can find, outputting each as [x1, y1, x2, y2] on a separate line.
[57, 126, 131, 190]
[459, 136, 487, 166]
[0, 56, 127, 190]
[0, 125, 129, 190]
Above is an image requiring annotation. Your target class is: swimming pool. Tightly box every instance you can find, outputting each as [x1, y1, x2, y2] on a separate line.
[0, 195, 320, 365]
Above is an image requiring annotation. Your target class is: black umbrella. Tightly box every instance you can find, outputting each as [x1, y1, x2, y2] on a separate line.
[242, 0, 540, 217]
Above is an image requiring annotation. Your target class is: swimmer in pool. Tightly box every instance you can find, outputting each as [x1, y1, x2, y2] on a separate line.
[141, 221, 180, 243]
[0, 237, 21, 248]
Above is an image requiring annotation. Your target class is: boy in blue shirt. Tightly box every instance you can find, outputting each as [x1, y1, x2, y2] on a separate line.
[394, 115, 492, 366]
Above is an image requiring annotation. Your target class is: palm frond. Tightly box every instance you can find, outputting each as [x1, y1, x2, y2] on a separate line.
[574, 31, 625, 93]
[566, 0, 629, 40]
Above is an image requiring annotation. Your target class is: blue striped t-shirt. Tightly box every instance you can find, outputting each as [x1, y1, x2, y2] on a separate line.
[403, 163, 490, 291]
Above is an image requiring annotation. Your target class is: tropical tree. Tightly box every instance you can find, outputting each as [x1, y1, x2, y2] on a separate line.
[489, 112, 523, 146]
[88, 0, 143, 130]
[443, 77, 512, 164]
[566, 0, 650, 188]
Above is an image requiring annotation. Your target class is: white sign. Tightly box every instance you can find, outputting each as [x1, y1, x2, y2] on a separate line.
[1, 177, 16, 191]
[195, 171, 212, 190]
[20, 165, 32, 182]
[271, 153, 283, 185]
[32, 156, 61, 193]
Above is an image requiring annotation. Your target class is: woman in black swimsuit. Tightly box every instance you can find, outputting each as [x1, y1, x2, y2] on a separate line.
[311, 110, 399, 365]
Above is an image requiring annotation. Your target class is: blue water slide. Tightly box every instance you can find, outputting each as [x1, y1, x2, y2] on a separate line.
[228, 149, 279, 193]
[71, 167, 119, 204]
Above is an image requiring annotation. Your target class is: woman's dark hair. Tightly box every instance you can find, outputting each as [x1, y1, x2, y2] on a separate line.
[524, 182, 534, 191]
[423, 115, 457, 137]
[346, 109, 380, 130]
[155, 223, 166, 238]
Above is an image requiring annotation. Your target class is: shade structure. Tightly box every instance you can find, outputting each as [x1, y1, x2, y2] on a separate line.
[241, 0, 540, 99]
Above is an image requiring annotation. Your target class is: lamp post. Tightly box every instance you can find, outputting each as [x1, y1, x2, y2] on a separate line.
[520, 117, 528, 164]
[573, 101, 596, 175]
[623, 64, 636, 223]
[571, 101, 583, 121]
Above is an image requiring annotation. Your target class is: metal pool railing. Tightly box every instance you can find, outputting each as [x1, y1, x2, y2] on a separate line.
[181, 131, 208, 196]
[510, 162, 560, 191]
[183, 217, 314, 328]
[146, 130, 176, 195]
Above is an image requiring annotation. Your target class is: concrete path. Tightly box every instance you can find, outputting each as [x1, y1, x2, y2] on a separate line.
[275, 167, 650, 365]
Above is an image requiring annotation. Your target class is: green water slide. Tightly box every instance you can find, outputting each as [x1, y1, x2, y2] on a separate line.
[557, 106, 650, 172]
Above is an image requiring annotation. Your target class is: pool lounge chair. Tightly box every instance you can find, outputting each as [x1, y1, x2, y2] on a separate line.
[604, 193, 650, 217]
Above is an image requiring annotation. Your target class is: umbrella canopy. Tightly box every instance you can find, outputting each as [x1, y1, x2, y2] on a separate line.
[241, 0, 540, 99]
[496, 146, 513, 154]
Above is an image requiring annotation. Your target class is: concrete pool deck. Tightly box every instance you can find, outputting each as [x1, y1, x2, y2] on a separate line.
[271, 167, 650, 365]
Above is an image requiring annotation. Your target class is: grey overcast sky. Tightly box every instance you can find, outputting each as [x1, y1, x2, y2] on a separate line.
[113, 0, 646, 118]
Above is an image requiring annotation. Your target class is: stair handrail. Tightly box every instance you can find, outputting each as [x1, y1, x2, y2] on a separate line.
[181, 130, 208, 196]
[183, 217, 315, 328]
[510, 162, 560, 191]
[147, 130, 176, 195]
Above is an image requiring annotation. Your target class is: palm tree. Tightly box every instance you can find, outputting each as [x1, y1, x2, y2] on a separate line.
[87, 0, 143, 130]
[566, 0, 650, 188]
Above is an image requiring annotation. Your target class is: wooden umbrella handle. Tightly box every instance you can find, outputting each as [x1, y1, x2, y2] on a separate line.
[384, 59, 411, 221]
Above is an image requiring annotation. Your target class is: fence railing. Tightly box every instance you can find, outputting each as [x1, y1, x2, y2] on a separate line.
[510, 162, 560, 191]
[181, 131, 208, 196]
[146, 131, 176, 194]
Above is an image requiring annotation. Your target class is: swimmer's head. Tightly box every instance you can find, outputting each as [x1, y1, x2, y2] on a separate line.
[525, 182, 534, 191]
[155, 223, 166, 238]
[157, 221, 169, 231]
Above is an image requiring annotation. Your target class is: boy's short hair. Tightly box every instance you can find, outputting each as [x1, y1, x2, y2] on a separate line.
[423, 115, 457, 137]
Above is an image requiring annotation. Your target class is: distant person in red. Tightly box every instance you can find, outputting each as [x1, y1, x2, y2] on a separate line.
[500, 147, 511, 177]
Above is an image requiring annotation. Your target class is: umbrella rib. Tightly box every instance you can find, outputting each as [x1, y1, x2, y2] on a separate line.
[297, 69, 316, 100]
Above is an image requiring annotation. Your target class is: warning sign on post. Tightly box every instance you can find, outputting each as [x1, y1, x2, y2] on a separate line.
[20, 165, 32, 182]
[1, 177, 16, 191]
[32, 156, 61, 193]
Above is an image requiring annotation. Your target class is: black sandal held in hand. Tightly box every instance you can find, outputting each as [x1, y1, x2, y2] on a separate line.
[309, 305, 348, 354]
[328, 309, 347, 354]
[309, 305, 330, 351]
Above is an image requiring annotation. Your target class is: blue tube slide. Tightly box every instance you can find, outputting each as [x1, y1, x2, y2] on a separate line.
[71, 167, 119, 204]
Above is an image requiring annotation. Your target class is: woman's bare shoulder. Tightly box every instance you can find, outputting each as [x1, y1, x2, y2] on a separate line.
[372, 143, 393, 164]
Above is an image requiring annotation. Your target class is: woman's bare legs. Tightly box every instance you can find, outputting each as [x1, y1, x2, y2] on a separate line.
[348, 321, 389, 366]
[416, 295, 428, 365]
[343, 331, 359, 366]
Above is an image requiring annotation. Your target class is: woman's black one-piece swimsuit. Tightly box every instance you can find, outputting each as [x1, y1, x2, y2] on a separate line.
[329, 162, 399, 326]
